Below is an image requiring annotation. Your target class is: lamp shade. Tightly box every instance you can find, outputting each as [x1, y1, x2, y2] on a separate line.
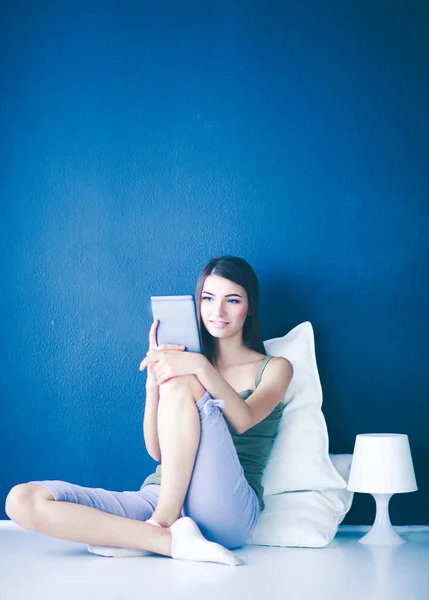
[347, 434, 418, 494]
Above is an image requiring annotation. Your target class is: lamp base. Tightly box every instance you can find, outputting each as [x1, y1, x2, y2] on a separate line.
[359, 525, 406, 545]
[358, 493, 406, 545]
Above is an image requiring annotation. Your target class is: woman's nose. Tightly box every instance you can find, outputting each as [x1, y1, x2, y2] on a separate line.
[212, 303, 226, 317]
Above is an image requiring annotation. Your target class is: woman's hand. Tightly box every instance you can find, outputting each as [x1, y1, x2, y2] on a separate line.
[139, 320, 185, 388]
[141, 347, 205, 386]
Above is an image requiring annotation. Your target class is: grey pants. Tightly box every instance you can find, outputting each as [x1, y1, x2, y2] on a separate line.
[31, 390, 260, 549]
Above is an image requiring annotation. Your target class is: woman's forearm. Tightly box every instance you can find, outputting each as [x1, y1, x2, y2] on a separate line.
[143, 385, 161, 461]
[196, 357, 250, 434]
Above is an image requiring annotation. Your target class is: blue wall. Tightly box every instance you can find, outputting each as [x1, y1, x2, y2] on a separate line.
[1, 0, 428, 525]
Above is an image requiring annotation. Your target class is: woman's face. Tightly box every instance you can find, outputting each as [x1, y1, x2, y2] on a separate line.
[200, 274, 249, 340]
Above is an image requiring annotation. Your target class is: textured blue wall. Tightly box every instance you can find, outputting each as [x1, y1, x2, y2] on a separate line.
[1, 0, 428, 525]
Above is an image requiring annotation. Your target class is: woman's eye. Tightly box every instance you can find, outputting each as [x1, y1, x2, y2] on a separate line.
[201, 296, 239, 304]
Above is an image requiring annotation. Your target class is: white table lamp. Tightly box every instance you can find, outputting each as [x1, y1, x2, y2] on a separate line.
[347, 433, 417, 545]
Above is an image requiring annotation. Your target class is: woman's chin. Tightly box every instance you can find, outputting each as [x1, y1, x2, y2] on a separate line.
[206, 325, 238, 339]
[208, 329, 228, 338]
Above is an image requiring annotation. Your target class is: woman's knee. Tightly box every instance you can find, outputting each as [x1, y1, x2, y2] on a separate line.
[5, 483, 54, 529]
[159, 375, 205, 402]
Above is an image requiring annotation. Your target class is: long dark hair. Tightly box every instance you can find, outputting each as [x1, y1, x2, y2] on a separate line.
[195, 256, 266, 365]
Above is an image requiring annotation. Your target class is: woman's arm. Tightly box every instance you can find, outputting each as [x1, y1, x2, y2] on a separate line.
[195, 358, 252, 434]
[143, 383, 161, 462]
[143, 349, 291, 434]
[197, 356, 293, 434]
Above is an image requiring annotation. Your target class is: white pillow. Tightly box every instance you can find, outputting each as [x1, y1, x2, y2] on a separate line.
[248, 454, 354, 548]
[261, 322, 347, 494]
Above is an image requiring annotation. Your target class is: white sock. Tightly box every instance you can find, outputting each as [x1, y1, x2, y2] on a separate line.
[170, 517, 244, 567]
[87, 516, 163, 558]
[146, 517, 162, 527]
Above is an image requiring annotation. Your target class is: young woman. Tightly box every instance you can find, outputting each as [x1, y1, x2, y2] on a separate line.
[5, 256, 293, 566]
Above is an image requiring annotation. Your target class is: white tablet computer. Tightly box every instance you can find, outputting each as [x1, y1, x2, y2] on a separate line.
[150, 295, 202, 354]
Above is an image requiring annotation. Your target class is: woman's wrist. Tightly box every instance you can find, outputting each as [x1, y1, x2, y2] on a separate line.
[146, 383, 159, 391]
[145, 381, 160, 398]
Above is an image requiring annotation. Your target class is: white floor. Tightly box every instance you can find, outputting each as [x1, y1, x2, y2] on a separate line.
[1, 523, 429, 600]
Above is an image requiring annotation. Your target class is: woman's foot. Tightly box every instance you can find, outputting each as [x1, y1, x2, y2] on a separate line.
[87, 516, 244, 566]
[170, 517, 244, 566]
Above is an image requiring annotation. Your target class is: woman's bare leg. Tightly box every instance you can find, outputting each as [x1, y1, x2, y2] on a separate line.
[5, 379, 244, 566]
[4, 375, 205, 556]
[5, 483, 172, 555]
[150, 375, 206, 527]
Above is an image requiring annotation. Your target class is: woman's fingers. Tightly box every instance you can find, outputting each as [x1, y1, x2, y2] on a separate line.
[148, 321, 185, 351]
[138, 349, 162, 371]
[140, 350, 159, 370]
[157, 344, 185, 351]
[140, 350, 158, 371]
[153, 365, 170, 385]
[139, 336, 184, 372]
[149, 320, 158, 349]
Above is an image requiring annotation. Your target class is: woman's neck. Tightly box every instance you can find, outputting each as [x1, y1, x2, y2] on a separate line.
[213, 334, 252, 369]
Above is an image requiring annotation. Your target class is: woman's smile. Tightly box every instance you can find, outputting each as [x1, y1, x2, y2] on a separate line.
[210, 320, 229, 328]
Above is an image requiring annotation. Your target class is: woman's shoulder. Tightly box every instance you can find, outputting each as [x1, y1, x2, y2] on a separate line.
[255, 355, 293, 402]
[246, 351, 291, 370]
[263, 355, 294, 379]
